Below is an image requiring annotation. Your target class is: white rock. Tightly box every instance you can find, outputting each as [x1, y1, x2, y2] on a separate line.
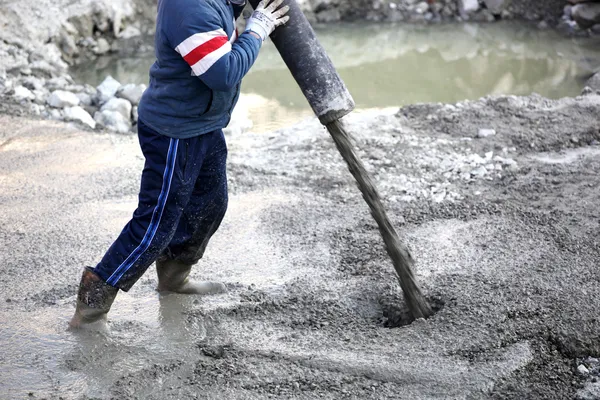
[119, 26, 142, 39]
[64, 106, 96, 129]
[132, 106, 138, 123]
[578, 364, 590, 375]
[32, 90, 48, 105]
[13, 86, 35, 102]
[94, 110, 132, 134]
[414, 1, 429, 14]
[46, 76, 71, 91]
[93, 38, 111, 55]
[76, 92, 93, 106]
[96, 76, 122, 104]
[578, 382, 600, 400]
[101, 97, 132, 121]
[468, 153, 487, 165]
[116, 84, 147, 106]
[478, 128, 496, 138]
[494, 156, 517, 167]
[483, 0, 510, 13]
[19, 76, 45, 91]
[28, 104, 42, 115]
[471, 166, 488, 178]
[47, 90, 80, 108]
[432, 191, 446, 203]
[459, 0, 480, 14]
[48, 109, 63, 120]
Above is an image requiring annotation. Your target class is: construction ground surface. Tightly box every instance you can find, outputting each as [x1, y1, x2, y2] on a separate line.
[1, 94, 600, 399]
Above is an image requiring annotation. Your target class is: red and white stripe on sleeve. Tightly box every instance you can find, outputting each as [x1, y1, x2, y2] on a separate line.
[175, 29, 232, 76]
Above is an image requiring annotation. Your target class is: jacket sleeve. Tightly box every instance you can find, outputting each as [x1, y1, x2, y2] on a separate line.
[169, 8, 262, 92]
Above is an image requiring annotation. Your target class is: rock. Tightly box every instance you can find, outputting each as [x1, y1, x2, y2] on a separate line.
[101, 97, 133, 121]
[478, 128, 496, 138]
[315, 9, 341, 23]
[557, 18, 581, 35]
[483, 0, 511, 14]
[94, 110, 132, 134]
[29, 60, 59, 78]
[471, 166, 488, 178]
[58, 31, 79, 61]
[47, 90, 80, 108]
[591, 23, 600, 34]
[76, 92, 94, 107]
[116, 84, 147, 106]
[119, 26, 142, 39]
[0, 78, 12, 95]
[13, 86, 36, 102]
[64, 106, 96, 129]
[578, 364, 590, 375]
[29, 104, 43, 115]
[564, 5, 573, 19]
[587, 357, 600, 365]
[33, 90, 48, 105]
[572, 4, 600, 29]
[585, 72, 600, 91]
[48, 109, 63, 120]
[19, 76, 45, 91]
[414, 2, 429, 14]
[132, 106, 138, 123]
[468, 153, 487, 165]
[578, 382, 600, 400]
[96, 76, 122, 104]
[459, 0, 480, 15]
[45, 76, 72, 91]
[93, 38, 111, 55]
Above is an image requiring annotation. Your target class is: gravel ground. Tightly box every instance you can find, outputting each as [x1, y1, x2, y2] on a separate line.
[1, 92, 600, 399]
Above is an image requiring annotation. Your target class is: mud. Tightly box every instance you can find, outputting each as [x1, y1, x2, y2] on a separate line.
[2, 92, 600, 399]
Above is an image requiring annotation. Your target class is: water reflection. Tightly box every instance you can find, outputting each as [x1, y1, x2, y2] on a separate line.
[71, 22, 600, 132]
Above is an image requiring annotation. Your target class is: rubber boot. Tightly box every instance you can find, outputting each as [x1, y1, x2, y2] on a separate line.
[69, 267, 118, 330]
[156, 259, 227, 295]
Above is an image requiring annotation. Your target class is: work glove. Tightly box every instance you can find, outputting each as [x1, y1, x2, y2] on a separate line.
[245, 0, 291, 42]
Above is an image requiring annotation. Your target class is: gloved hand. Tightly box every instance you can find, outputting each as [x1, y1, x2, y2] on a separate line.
[245, 0, 291, 42]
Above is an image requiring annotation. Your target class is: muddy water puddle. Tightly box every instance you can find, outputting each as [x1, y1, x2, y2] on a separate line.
[72, 22, 600, 132]
[0, 190, 333, 399]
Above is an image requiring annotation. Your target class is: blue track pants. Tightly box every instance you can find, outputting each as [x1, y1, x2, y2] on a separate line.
[94, 119, 228, 291]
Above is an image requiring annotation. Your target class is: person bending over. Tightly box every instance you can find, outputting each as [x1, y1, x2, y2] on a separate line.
[70, 0, 290, 329]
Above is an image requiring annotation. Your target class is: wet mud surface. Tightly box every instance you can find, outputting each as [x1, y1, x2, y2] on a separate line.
[1, 93, 600, 399]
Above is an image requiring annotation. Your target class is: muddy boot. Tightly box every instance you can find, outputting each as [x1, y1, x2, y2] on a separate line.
[156, 259, 227, 295]
[69, 267, 118, 330]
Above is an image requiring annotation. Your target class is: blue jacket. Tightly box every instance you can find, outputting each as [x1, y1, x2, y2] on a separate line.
[138, 0, 262, 138]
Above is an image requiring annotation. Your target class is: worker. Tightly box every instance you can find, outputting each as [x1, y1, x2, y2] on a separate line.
[69, 0, 290, 329]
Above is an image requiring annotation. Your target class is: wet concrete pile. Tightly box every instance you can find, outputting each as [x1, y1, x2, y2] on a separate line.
[2, 92, 600, 399]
